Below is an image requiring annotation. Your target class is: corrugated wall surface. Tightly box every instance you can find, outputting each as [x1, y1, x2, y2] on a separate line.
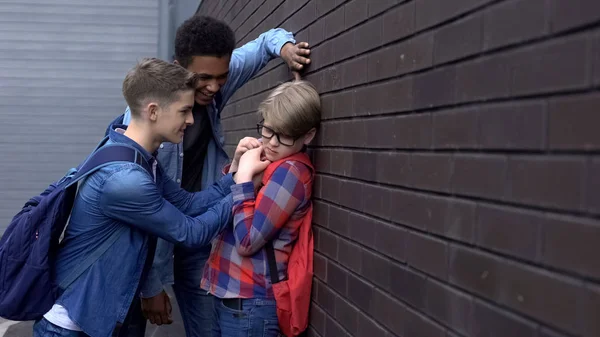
[0, 0, 159, 231]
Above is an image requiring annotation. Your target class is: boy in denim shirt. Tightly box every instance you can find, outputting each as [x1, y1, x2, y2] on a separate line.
[33, 58, 268, 337]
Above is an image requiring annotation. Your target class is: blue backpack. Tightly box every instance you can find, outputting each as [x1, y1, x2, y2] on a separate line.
[0, 137, 151, 321]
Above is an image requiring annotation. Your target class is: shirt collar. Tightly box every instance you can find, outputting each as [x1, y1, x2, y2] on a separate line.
[108, 124, 157, 163]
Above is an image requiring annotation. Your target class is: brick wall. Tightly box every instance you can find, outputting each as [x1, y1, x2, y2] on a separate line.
[198, 1, 600, 336]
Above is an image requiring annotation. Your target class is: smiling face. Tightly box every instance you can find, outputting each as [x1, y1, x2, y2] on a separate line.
[185, 55, 230, 106]
[152, 90, 195, 144]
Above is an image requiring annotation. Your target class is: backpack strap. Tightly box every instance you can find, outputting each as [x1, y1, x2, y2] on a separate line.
[265, 242, 280, 285]
[58, 144, 153, 290]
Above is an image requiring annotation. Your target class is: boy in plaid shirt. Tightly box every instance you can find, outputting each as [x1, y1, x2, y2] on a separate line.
[201, 80, 321, 336]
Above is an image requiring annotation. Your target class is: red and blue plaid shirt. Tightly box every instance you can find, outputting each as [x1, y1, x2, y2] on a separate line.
[201, 159, 313, 298]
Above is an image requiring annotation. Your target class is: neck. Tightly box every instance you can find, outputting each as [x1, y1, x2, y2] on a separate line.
[123, 119, 161, 154]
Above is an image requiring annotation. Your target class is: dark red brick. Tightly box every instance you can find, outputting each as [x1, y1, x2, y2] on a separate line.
[479, 101, 546, 150]
[340, 55, 368, 88]
[390, 189, 447, 230]
[541, 215, 600, 279]
[483, 0, 548, 50]
[396, 32, 435, 75]
[449, 245, 502, 300]
[376, 152, 411, 186]
[382, 1, 415, 44]
[455, 54, 512, 103]
[316, 279, 337, 314]
[368, 0, 400, 17]
[509, 33, 592, 96]
[413, 66, 457, 109]
[357, 312, 388, 337]
[318, 228, 339, 259]
[594, 32, 600, 86]
[321, 66, 342, 92]
[507, 156, 585, 210]
[361, 249, 392, 291]
[362, 184, 393, 220]
[407, 153, 454, 192]
[324, 6, 344, 39]
[451, 154, 508, 199]
[367, 46, 397, 82]
[333, 30, 355, 62]
[549, 0, 600, 33]
[328, 149, 352, 177]
[404, 307, 446, 337]
[327, 204, 349, 237]
[316, 0, 337, 16]
[368, 113, 430, 149]
[325, 315, 348, 337]
[353, 15, 384, 54]
[309, 18, 326, 45]
[416, 0, 494, 30]
[548, 93, 600, 150]
[346, 272, 373, 312]
[425, 280, 473, 335]
[434, 13, 483, 64]
[319, 174, 340, 202]
[440, 198, 477, 243]
[374, 222, 406, 262]
[326, 259, 348, 295]
[582, 285, 600, 337]
[337, 237, 362, 273]
[470, 299, 538, 337]
[349, 151, 376, 181]
[344, 0, 368, 29]
[314, 252, 328, 281]
[587, 158, 600, 214]
[348, 213, 377, 247]
[391, 265, 428, 310]
[406, 231, 449, 280]
[310, 303, 327, 336]
[338, 180, 365, 211]
[476, 204, 542, 262]
[450, 245, 583, 334]
[370, 289, 405, 336]
[334, 296, 358, 332]
[312, 200, 330, 227]
[432, 107, 479, 148]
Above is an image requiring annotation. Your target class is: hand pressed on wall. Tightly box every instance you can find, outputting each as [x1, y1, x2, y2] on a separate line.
[281, 42, 311, 80]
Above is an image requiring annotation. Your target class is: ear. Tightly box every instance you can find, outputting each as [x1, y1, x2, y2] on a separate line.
[147, 102, 159, 122]
[173, 59, 180, 66]
[302, 128, 317, 145]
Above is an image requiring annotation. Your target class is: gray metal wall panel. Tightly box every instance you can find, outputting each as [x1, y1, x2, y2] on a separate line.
[0, 0, 159, 232]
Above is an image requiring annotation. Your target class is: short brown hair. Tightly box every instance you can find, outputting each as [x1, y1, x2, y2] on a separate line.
[257, 80, 321, 137]
[122, 58, 198, 116]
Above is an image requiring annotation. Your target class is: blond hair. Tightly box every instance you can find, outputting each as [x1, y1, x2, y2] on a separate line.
[258, 80, 321, 137]
[122, 57, 198, 116]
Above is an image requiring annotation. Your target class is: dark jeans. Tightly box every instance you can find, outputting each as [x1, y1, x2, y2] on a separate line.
[212, 297, 281, 337]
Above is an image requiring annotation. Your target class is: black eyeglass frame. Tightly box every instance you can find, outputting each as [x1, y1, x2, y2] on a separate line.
[256, 123, 299, 147]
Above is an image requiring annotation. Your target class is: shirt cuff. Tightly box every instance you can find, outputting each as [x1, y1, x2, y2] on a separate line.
[222, 163, 232, 176]
[272, 30, 296, 56]
[231, 182, 256, 203]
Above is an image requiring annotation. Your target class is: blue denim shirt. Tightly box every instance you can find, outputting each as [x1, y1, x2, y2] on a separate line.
[119, 28, 296, 298]
[54, 127, 236, 337]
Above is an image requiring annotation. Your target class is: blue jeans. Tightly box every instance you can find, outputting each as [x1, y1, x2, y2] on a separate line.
[212, 297, 281, 337]
[33, 318, 89, 337]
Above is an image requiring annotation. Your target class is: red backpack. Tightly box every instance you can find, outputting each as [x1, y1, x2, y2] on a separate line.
[258, 152, 314, 337]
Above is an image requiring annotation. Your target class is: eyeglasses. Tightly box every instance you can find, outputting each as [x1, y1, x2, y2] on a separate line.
[256, 123, 297, 146]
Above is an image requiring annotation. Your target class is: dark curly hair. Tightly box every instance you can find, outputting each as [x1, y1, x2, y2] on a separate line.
[174, 15, 236, 69]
